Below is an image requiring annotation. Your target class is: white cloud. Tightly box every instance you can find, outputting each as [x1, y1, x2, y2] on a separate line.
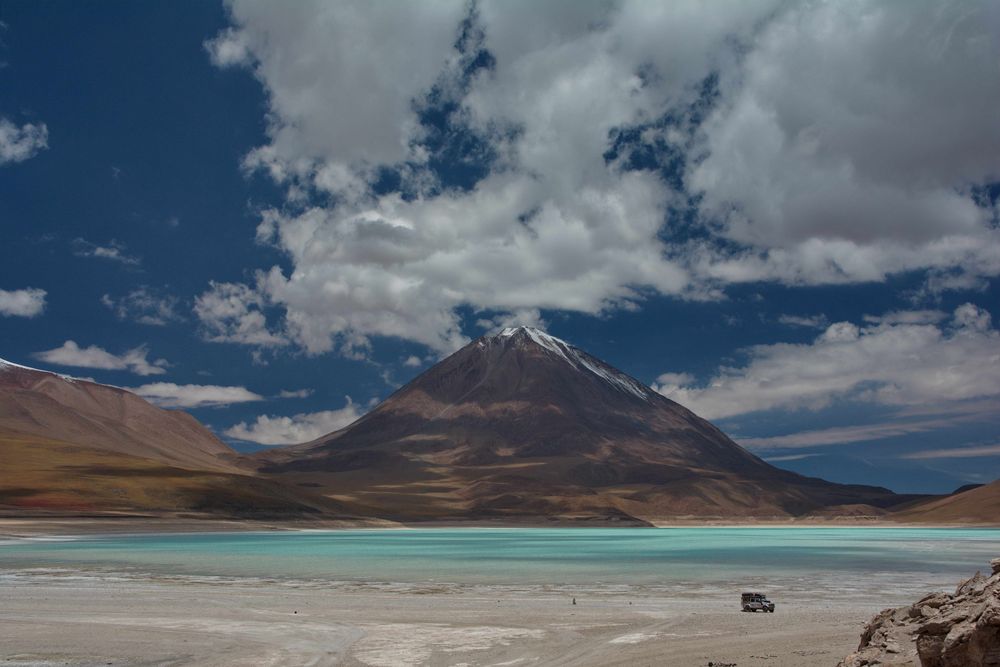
[73, 239, 141, 266]
[739, 415, 986, 451]
[224, 397, 362, 445]
[205, 2, 1000, 356]
[277, 388, 313, 399]
[0, 118, 48, 164]
[202, 1, 778, 355]
[863, 310, 947, 326]
[953, 302, 992, 332]
[101, 287, 181, 326]
[917, 268, 991, 298]
[130, 382, 264, 409]
[204, 27, 252, 67]
[0, 287, 46, 317]
[904, 443, 1000, 460]
[656, 304, 1000, 419]
[777, 314, 827, 329]
[212, 0, 468, 173]
[689, 1, 1000, 289]
[476, 308, 548, 334]
[249, 169, 686, 355]
[193, 280, 287, 348]
[650, 372, 695, 396]
[763, 453, 817, 463]
[402, 355, 422, 368]
[35, 341, 168, 376]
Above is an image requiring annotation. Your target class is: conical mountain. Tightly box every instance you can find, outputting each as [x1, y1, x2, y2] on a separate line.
[260, 327, 903, 523]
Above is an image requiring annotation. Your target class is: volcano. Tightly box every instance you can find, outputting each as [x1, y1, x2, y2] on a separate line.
[259, 327, 905, 523]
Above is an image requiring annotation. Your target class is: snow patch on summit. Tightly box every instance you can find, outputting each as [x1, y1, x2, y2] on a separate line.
[0, 357, 87, 383]
[493, 327, 652, 401]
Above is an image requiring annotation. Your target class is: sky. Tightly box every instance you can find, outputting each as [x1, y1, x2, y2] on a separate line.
[1, 0, 999, 494]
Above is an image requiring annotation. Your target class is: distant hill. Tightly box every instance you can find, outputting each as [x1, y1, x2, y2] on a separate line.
[258, 327, 908, 523]
[0, 358, 355, 518]
[893, 478, 1000, 524]
[765, 452, 970, 495]
[0, 358, 237, 472]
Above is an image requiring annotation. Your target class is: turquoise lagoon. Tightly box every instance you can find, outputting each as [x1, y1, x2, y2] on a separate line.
[2, 528, 998, 595]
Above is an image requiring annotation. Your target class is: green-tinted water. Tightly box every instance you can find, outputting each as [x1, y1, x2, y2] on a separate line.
[2, 528, 997, 589]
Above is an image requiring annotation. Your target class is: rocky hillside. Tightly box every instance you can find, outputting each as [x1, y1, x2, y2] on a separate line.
[839, 558, 1000, 666]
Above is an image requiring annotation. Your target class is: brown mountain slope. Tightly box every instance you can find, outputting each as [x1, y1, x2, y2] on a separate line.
[259, 327, 906, 522]
[0, 358, 360, 519]
[0, 433, 354, 518]
[893, 478, 1000, 524]
[0, 358, 237, 472]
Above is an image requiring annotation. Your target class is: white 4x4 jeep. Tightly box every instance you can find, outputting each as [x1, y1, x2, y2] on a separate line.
[741, 592, 775, 612]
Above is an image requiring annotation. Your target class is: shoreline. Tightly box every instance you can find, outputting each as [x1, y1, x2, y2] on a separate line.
[2, 515, 998, 539]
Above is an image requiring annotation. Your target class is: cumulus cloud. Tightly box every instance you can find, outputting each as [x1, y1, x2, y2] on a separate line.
[650, 372, 695, 396]
[688, 1, 1000, 288]
[0, 287, 46, 317]
[200, 1, 780, 355]
[35, 341, 168, 376]
[204, 27, 252, 67]
[917, 268, 991, 299]
[0, 118, 48, 164]
[73, 238, 141, 266]
[209, 1, 468, 172]
[655, 304, 1000, 419]
[250, 169, 686, 355]
[204, 1, 1000, 357]
[101, 287, 181, 326]
[193, 280, 287, 347]
[224, 397, 363, 445]
[130, 382, 264, 409]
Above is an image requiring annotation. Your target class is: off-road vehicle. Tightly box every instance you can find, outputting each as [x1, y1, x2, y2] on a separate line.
[741, 592, 775, 612]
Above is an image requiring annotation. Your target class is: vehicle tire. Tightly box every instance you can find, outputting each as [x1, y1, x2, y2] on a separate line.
[743, 606, 749, 612]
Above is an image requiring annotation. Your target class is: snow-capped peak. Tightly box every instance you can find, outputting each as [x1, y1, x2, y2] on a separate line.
[488, 327, 652, 401]
[0, 357, 86, 383]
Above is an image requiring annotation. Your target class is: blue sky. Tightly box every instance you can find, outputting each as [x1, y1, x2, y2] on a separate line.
[1, 1, 999, 493]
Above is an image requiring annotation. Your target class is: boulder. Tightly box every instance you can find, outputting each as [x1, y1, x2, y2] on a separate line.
[839, 560, 1000, 667]
[957, 572, 989, 597]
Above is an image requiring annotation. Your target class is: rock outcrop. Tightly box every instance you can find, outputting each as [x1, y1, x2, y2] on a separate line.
[839, 558, 1000, 666]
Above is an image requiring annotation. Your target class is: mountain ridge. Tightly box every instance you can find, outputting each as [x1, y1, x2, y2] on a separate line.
[6, 336, 983, 524]
[0, 357, 358, 518]
[0, 356, 238, 472]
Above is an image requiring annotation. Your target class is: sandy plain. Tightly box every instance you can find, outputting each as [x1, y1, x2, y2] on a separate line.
[0, 567, 916, 667]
